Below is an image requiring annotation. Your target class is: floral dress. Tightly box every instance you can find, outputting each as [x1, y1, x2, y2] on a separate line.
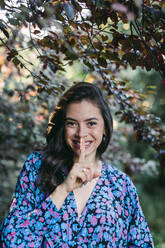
[0, 152, 154, 247]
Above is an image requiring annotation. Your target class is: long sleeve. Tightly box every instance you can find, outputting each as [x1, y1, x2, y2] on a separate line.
[127, 179, 154, 247]
[0, 152, 61, 248]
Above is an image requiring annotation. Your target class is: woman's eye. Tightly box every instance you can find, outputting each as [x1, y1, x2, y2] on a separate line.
[88, 121, 97, 127]
[66, 121, 77, 127]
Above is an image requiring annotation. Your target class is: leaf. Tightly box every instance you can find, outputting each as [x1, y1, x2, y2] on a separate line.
[105, 51, 120, 62]
[109, 11, 118, 25]
[19, 5, 31, 16]
[68, 36, 76, 46]
[133, 39, 142, 50]
[119, 38, 132, 51]
[8, 18, 19, 26]
[153, 32, 162, 42]
[7, 55, 13, 62]
[20, 63, 24, 68]
[15, 12, 26, 22]
[101, 35, 109, 42]
[65, 49, 78, 60]
[80, 35, 89, 45]
[94, 10, 108, 26]
[10, 49, 18, 56]
[97, 57, 107, 67]
[83, 60, 94, 70]
[0, 0, 5, 9]
[122, 53, 137, 63]
[7, 49, 18, 61]
[13, 57, 20, 66]
[56, 13, 65, 22]
[63, 25, 72, 34]
[63, 2, 75, 20]
[94, 41, 103, 50]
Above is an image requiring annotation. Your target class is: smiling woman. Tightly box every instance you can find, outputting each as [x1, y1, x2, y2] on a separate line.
[65, 100, 105, 162]
[0, 82, 154, 247]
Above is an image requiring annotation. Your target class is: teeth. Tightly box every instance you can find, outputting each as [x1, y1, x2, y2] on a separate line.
[85, 142, 92, 145]
[73, 140, 92, 145]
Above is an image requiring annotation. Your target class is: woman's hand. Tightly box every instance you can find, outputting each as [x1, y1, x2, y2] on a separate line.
[61, 138, 101, 193]
[50, 138, 101, 209]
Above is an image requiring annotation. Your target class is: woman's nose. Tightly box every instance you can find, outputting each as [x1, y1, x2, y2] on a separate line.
[77, 124, 87, 137]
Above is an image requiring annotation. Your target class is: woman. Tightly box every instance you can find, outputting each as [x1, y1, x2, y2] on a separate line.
[0, 82, 154, 247]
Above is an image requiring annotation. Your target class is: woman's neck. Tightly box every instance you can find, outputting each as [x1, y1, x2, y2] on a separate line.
[73, 156, 101, 168]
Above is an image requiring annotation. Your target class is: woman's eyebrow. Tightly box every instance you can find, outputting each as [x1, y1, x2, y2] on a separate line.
[85, 118, 99, 121]
[65, 117, 77, 121]
[65, 117, 99, 121]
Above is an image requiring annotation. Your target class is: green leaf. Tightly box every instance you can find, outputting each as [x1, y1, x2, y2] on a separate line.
[65, 49, 78, 60]
[19, 5, 31, 16]
[8, 18, 19, 26]
[56, 13, 65, 22]
[83, 60, 94, 70]
[15, 12, 26, 22]
[0, 0, 5, 9]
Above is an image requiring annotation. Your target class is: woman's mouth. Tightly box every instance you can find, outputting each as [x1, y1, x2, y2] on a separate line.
[72, 140, 93, 149]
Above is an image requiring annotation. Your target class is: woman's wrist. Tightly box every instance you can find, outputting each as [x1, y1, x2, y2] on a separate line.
[57, 182, 68, 195]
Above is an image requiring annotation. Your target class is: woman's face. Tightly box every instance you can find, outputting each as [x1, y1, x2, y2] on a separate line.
[65, 100, 105, 162]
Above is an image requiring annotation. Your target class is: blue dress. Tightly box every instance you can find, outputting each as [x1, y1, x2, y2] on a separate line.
[0, 152, 154, 247]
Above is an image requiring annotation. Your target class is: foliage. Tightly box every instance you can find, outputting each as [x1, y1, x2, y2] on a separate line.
[0, 0, 164, 153]
[0, 54, 70, 162]
[120, 67, 165, 120]
[0, 58, 70, 223]
[135, 173, 165, 245]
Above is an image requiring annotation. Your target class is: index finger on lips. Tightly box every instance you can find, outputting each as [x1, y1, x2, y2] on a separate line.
[78, 137, 85, 163]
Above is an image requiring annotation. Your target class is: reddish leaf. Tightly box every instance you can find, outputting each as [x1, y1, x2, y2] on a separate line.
[97, 57, 107, 67]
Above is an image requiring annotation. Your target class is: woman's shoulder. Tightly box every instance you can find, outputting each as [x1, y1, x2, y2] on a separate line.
[103, 161, 134, 190]
[23, 151, 45, 172]
[104, 161, 129, 178]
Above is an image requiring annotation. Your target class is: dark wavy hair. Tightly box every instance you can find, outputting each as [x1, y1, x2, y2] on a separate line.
[38, 82, 113, 193]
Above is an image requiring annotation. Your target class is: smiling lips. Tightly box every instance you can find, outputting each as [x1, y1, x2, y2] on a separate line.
[72, 140, 93, 149]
